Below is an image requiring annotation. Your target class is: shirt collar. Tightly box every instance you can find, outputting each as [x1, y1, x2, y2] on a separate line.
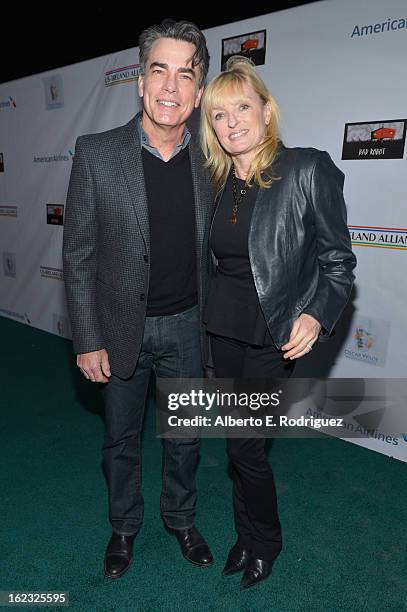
[140, 117, 191, 161]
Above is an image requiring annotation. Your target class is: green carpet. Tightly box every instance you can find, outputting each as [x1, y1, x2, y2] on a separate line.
[1, 317, 406, 612]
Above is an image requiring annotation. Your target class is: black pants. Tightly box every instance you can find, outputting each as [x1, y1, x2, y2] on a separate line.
[210, 332, 295, 560]
[102, 306, 202, 536]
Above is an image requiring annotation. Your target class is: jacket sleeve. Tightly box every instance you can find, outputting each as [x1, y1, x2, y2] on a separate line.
[302, 151, 356, 335]
[62, 136, 105, 354]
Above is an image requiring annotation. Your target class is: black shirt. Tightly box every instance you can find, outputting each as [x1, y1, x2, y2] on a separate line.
[142, 146, 197, 316]
[205, 173, 269, 345]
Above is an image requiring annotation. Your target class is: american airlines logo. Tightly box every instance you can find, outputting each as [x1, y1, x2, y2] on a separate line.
[351, 17, 407, 37]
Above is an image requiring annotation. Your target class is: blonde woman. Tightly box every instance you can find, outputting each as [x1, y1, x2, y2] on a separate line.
[200, 57, 356, 589]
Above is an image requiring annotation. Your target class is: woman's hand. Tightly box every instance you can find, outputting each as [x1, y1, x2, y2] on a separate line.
[281, 314, 322, 360]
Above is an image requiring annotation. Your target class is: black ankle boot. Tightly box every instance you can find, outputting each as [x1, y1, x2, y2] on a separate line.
[240, 557, 273, 589]
[222, 543, 250, 576]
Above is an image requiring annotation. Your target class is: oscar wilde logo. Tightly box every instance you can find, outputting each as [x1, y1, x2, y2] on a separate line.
[105, 64, 141, 87]
[52, 313, 70, 337]
[43, 74, 64, 110]
[343, 315, 390, 367]
[342, 120, 406, 160]
[354, 328, 373, 352]
[3, 251, 16, 277]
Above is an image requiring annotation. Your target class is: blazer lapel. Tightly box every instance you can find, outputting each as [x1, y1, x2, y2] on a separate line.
[188, 138, 208, 264]
[119, 114, 150, 253]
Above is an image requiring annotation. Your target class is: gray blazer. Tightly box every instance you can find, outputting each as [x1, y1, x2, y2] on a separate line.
[63, 112, 213, 378]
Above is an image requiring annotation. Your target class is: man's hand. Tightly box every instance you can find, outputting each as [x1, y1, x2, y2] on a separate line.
[281, 314, 322, 360]
[77, 349, 111, 382]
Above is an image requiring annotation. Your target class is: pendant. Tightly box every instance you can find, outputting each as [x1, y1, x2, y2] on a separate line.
[229, 213, 237, 225]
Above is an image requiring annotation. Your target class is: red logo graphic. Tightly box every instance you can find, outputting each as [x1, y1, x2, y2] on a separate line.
[371, 127, 396, 141]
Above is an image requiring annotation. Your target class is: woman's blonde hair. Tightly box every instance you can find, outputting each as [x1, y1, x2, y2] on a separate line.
[200, 56, 280, 191]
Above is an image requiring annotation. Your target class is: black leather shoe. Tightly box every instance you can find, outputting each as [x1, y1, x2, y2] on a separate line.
[240, 558, 273, 589]
[222, 543, 250, 576]
[104, 532, 135, 579]
[167, 526, 213, 567]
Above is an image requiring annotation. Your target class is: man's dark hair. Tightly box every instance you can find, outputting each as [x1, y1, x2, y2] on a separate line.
[139, 19, 210, 88]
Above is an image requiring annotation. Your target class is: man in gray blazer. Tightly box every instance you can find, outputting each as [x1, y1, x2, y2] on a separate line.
[63, 20, 213, 579]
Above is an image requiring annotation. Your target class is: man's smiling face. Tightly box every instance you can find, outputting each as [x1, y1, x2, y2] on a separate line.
[138, 37, 203, 132]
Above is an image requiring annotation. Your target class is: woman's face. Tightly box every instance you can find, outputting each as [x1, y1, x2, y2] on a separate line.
[210, 81, 271, 160]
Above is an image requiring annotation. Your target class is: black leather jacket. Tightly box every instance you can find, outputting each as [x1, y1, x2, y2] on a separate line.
[209, 144, 357, 348]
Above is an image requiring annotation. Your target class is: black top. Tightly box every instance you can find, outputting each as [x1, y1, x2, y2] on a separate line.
[205, 173, 269, 345]
[142, 146, 197, 316]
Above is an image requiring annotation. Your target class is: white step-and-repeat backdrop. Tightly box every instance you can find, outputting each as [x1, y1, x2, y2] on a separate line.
[1, 0, 406, 459]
